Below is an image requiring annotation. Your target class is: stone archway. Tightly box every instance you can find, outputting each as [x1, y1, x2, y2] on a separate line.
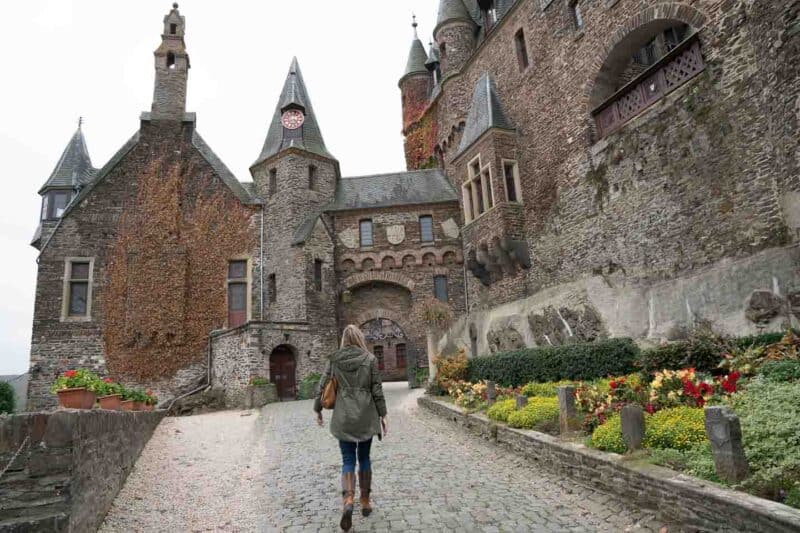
[269, 344, 297, 400]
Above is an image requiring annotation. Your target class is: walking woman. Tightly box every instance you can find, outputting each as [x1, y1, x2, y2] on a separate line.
[314, 325, 388, 532]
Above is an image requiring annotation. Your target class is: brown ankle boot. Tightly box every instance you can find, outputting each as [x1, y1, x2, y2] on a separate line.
[358, 470, 372, 517]
[340, 472, 355, 531]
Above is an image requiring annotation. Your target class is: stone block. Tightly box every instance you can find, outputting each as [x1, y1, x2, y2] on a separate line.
[704, 406, 749, 483]
[43, 412, 76, 448]
[486, 381, 496, 406]
[515, 394, 528, 409]
[620, 404, 645, 451]
[557, 386, 580, 434]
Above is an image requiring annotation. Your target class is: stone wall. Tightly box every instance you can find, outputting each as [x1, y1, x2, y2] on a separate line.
[0, 409, 164, 532]
[419, 396, 800, 533]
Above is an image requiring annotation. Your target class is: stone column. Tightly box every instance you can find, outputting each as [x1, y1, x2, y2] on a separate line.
[557, 386, 580, 434]
[621, 404, 645, 451]
[515, 394, 528, 409]
[486, 381, 496, 406]
[704, 406, 749, 483]
[425, 329, 439, 384]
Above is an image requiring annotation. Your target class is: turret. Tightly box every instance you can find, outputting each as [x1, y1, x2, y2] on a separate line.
[151, 3, 190, 120]
[399, 17, 431, 130]
[434, 0, 477, 77]
[426, 40, 442, 87]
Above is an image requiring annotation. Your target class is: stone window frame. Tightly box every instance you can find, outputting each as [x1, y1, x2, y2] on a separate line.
[61, 257, 94, 322]
[433, 274, 449, 303]
[419, 215, 434, 244]
[225, 256, 252, 328]
[513, 28, 530, 72]
[359, 219, 374, 248]
[501, 159, 523, 204]
[462, 154, 496, 224]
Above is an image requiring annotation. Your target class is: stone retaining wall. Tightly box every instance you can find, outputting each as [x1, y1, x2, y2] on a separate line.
[419, 396, 800, 533]
[0, 409, 165, 532]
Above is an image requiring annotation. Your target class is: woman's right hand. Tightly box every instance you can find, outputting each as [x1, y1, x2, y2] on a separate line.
[381, 416, 388, 437]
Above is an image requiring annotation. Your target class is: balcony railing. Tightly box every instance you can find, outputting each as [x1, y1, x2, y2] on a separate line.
[592, 33, 705, 139]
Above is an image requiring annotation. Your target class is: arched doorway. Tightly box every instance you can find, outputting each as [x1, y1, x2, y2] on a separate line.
[269, 345, 297, 400]
[361, 318, 409, 382]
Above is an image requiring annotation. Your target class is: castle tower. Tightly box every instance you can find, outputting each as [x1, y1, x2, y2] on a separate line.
[251, 58, 339, 325]
[399, 17, 431, 130]
[434, 0, 477, 77]
[151, 3, 190, 120]
[31, 121, 96, 250]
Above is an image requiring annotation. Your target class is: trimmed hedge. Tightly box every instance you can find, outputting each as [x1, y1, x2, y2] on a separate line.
[0, 381, 14, 414]
[467, 338, 639, 387]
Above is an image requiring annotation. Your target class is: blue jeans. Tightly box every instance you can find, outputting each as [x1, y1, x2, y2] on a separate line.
[339, 438, 372, 474]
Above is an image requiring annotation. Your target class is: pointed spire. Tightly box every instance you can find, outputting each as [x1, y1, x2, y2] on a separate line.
[403, 16, 429, 79]
[456, 73, 514, 156]
[253, 58, 334, 167]
[436, 0, 475, 31]
[38, 124, 97, 194]
[425, 40, 441, 69]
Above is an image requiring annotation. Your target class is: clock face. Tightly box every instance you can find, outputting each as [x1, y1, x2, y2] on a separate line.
[281, 109, 305, 130]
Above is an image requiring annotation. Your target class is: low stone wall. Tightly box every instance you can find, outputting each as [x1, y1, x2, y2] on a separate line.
[0, 409, 165, 532]
[419, 396, 800, 533]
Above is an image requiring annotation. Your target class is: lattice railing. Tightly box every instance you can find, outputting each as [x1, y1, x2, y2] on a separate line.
[593, 36, 705, 139]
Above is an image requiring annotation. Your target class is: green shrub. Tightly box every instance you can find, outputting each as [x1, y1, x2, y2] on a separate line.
[786, 485, 800, 509]
[486, 399, 517, 423]
[468, 338, 639, 387]
[732, 379, 800, 501]
[0, 382, 15, 414]
[638, 343, 688, 376]
[506, 397, 559, 431]
[734, 331, 796, 350]
[591, 414, 626, 454]
[759, 360, 800, 383]
[643, 407, 706, 451]
[521, 380, 573, 397]
[298, 373, 322, 400]
[648, 443, 720, 482]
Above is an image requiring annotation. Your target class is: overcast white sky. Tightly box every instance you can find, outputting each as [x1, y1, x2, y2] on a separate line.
[0, 0, 437, 374]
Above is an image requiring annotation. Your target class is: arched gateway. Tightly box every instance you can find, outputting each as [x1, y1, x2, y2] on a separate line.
[360, 318, 410, 381]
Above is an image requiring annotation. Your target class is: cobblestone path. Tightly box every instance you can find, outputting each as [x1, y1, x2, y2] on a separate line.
[103, 383, 671, 532]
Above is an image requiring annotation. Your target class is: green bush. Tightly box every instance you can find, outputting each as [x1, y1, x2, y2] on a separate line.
[521, 380, 573, 397]
[648, 443, 720, 482]
[643, 407, 706, 451]
[0, 382, 14, 414]
[734, 331, 796, 350]
[759, 360, 800, 383]
[591, 414, 626, 454]
[486, 399, 517, 423]
[732, 379, 800, 502]
[506, 397, 559, 431]
[298, 373, 322, 400]
[467, 338, 639, 387]
[638, 343, 688, 376]
[786, 485, 800, 509]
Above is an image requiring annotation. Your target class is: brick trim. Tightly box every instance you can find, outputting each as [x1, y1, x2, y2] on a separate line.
[342, 271, 417, 292]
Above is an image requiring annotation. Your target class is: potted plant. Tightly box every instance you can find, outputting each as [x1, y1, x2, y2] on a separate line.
[120, 387, 136, 411]
[50, 370, 101, 409]
[131, 389, 148, 411]
[97, 378, 124, 410]
[144, 390, 158, 411]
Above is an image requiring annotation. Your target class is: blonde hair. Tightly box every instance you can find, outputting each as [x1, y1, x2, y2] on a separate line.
[340, 324, 369, 352]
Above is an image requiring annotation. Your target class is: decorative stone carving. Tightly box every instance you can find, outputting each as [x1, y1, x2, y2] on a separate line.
[338, 228, 358, 249]
[787, 290, 800, 318]
[441, 218, 460, 239]
[557, 386, 580, 434]
[386, 225, 405, 245]
[528, 305, 607, 346]
[466, 249, 491, 286]
[745, 290, 784, 324]
[621, 404, 645, 451]
[704, 406, 750, 483]
[486, 320, 526, 354]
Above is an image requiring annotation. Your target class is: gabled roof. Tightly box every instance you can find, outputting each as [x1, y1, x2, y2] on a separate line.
[456, 73, 515, 157]
[191, 130, 258, 204]
[327, 169, 458, 212]
[39, 126, 97, 193]
[253, 58, 334, 167]
[404, 37, 429, 78]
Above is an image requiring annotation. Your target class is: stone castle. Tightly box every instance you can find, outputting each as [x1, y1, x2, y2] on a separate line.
[27, 1, 799, 409]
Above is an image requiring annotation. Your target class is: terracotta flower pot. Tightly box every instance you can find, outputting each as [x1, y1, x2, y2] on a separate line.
[120, 400, 136, 411]
[145, 404, 155, 412]
[57, 388, 97, 410]
[133, 401, 147, 411]
[98, 394, 123, 410]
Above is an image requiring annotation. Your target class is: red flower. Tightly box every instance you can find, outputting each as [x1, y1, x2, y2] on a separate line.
[698, 382, 713, 395]
[104, 378, 114, 383]
[696, 397, 706, 407]
[645, 404, 656, 414]
[64, 370, 77, 378]
[609, 381, 619, 390]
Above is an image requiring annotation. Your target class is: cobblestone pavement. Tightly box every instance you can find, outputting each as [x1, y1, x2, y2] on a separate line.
[103, 383, 672, 532]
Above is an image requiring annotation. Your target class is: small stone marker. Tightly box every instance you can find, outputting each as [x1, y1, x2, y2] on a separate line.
[557, 386, 580, 434]
[621, 404, 645, 451]
[704, 406, 749, 483]
[515, 394, 528, 409]
[486, 381, 496, 406]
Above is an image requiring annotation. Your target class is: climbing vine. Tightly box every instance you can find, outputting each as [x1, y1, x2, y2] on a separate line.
[405, 104, 439, 171]
[103, 153, 255, 379]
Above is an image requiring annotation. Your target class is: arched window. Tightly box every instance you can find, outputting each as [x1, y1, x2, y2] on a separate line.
[590, 21, 704, 139]
[166, 52, 176, 69]
[308, 165, 317, 191]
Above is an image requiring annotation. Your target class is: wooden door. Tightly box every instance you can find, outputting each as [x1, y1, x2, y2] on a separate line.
[270, 348, 296, 399]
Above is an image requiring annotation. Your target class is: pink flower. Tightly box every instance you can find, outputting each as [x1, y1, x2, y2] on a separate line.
[64, 370, 77, 378]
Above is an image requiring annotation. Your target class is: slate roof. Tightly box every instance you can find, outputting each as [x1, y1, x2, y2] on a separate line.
[426, 41, 441, 68]
[404, 37, 429, 78]
[456, 73, 515, 157]
[437, 0, 475, 28]
[327, 169, 458, 212]
[292, 212, 322, 245]
[253, 58, 335, 167]
[38, 127, 97, 193]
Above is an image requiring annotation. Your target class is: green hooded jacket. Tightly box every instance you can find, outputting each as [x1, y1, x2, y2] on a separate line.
[313, 346, 387, 442]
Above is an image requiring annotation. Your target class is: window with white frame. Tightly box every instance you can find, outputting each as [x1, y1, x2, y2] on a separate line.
[62, 258, 93, 320]
[462, 155, 495, 223]
[502, 160, 522, 203]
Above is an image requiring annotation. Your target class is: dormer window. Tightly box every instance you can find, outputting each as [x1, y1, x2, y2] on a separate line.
[41, 190, 70, 221]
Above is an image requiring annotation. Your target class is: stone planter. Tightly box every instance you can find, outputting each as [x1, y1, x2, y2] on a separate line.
[57, 388, 96, 410]
[98, 394, 123, 411]
[120, 400, 136, 411]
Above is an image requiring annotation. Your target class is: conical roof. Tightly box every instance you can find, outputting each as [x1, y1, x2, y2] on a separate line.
[253, 58, 334, 167]
[437, 0, 474, 27]
[404, 37, 429, 78]
[426, 41, 441, 68]
[456, 73, 514, 156]
[38, 125, 97, 194]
